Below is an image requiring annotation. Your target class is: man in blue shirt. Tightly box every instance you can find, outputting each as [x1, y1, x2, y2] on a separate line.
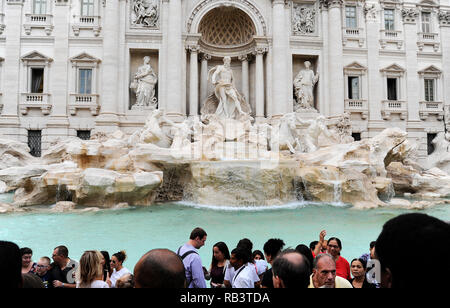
[177, 227, 207, 288]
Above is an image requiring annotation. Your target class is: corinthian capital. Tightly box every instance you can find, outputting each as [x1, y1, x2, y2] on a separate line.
[439, 10, 450, 27]
[328, 0, 343, 9]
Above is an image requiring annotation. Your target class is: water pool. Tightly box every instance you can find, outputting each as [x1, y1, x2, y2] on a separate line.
[1, 193, 449, 279]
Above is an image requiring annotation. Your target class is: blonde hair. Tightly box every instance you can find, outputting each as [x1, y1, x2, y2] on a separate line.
[77, 250, 103, 288]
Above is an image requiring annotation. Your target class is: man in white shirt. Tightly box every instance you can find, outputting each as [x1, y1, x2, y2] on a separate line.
[230, 247, 255, 288]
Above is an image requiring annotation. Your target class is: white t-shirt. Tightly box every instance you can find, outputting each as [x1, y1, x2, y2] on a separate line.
[232, 264, 255, 288]
[110, 267, 131, 288]
[76, 280, 109, 288]
[225, 262, 260, 286]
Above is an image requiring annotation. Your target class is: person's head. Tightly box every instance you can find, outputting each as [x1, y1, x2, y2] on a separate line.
[223, 56, 231, 66]
[20, 247, 33, 268]
[52, 246, 69, 265]
[77, 250, 103, 288]
[189, 227, 207, 249]
[304, 61, 311, 68]
[116, 273, 135, 288]
[295, 244, 314, 273]
[320, 240, 328, 253]
[312, 253, 336, 288]
[22, 273, 44, 288]
[309, 241, 318, 252]
[111, 250, 127, 270]
[375, 213, 450, 288]
[36, 257, 51, 276]
[100, 251, 111, 273]
[326, 237, 342, 258]
[272, 249, 310, 288]
[237, 238, 253, 251]
[350, 258, 367, 279]
[369, 241, 376, 259]
[263, 238, 285, 264]
[134, 249, 186, 288]
[211, 242, 230, 268]
[0, 241, 22, 288]
[143, 56, 150, 64]
[252, 250, 265, 261]
[230, 247, 249, 270]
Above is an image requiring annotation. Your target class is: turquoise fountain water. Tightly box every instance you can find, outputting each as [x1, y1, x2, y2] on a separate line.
[1, 192, 449, 276]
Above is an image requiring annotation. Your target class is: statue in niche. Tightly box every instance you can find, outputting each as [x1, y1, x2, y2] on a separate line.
[132, 0, 159, 27]
[293, 61, 319, 111]
[201, 56, 252, 120]
[292, 5, 316, 35]
[131, 56, 158, 109]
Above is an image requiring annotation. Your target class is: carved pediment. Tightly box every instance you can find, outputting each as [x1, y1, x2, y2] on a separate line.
[419, 65, 442, 76]
[344, 61, 367, 72]
[380, 63, 405, 73]
[21, 51, 53, 63]
[69, 52, 101, 63]
[419, 0, 438, 7]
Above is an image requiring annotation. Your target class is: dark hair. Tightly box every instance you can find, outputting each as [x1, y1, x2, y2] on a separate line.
[231, 247, 251, 264]
[375, 213, 450, 288]
[263, 238, 285, 258]
[190, 227, 207, 240]
[112, 250, 127, 264]
[211, 242, 230, 268]
[350, 258, 367, 270]
[20, 247, 33, 256]
[0, 241, 23, 288]
[237, 238, 253, 251]
[313, 253, 334, 269]
[22, 273, 44, 288]
[134, 249, 186, 288]
[101, 251, 111, 281]
[369, 241, 376, 249]
[54, 246, 69, 258]
[295, 244, 314, 273]
[116, 274, 135, 288]
[40, 256, 51, 265]
[309, 241, 318, 251]
[252, 250, 265, 260]
[327, 237, 342, 250]
[272, 249, 311, 288]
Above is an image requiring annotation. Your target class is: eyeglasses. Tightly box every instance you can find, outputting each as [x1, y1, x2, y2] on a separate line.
[36, 265, 47, 268]
[110, 260, 116, 264]
[327, 245, 340, 249]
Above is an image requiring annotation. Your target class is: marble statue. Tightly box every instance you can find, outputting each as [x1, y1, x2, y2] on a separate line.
[271, 113, 301, 154]
[292, 4, 316, 35]
[138, 109, 171, 148]
[132, 0, 159, 27]
[169, 119, 193, 150]
[293, 61, 319, 111]
[132, 56, 158, 109]
[201, 56, 251, 119]
[297, 115, 333, 153]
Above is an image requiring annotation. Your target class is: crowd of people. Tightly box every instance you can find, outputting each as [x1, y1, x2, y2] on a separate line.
[1, 212, 449, 288]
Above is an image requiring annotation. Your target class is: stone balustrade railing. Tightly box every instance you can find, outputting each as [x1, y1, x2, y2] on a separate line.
[72, 16, 101, 36]
[344, 99, 368, 119]
[20, 93, 52, 115]
[419, 101, 444, 120]
[69, 94, 100, 115]
[381, 100, 407, 120]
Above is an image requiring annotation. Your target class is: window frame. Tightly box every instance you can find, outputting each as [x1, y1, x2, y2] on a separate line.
[384, 8, 395, 31]
[345, 5, 358, 29]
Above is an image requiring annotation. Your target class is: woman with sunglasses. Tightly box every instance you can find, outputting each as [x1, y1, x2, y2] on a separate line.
[107, 250, 131, 288]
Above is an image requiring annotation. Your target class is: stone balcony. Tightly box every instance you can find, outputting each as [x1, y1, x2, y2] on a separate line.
[417, 32, 440, 52]
[381, 100, 407, 120]
[342, 27, 364, 47]
[344, 99, 368, 120]
[72, 16, 101, 36]
[20, 93, 52, 115]
[69, 94, 100, 115]
[419, 101, 444, 120]
[23, 14, 54, 36]
[379, 30, 403, 49]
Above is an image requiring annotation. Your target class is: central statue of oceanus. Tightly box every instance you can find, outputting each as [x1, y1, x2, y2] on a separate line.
[201, 56, 252, 120]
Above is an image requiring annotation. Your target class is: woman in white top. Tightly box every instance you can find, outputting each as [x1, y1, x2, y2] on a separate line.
[108, 250, 131, 288]
[76, 250, 109, 288]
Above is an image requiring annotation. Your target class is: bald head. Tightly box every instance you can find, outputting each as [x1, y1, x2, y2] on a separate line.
[134, 249, 186, 288]
[272, 249, 310, 288]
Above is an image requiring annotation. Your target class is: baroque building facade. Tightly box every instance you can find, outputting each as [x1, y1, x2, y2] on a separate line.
[0, 0, 449, 160]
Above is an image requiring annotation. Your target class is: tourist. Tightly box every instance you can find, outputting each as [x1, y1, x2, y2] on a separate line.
[261, 238, 285, 288]
[230, 247, 254, 288]
[116, 273, 135, 288]
[272, 249, 310, 288]
[308, 253, 352, 288]
[326, 237, 351, 280]
[176, 227, 207, 288]
[76, 250, 109, 288]
[224, 238, 259, 288]
[309, 241, 318, 257]
[348, 258, 376, 289]
[49, 245, 78, 288]
[375, 213, 450, 288]
[313, 229, 328, 256]
[35, 256, 51, 288]
[359, 241, 376, 264]
[22, 273, 44, 288]
[134, 249, 186, 288]
[100, 251, 112, 282]
[295, 244, 314, 273]
[0, 241, 22, 288]
[20, 247, 36, 274]
[108, 250, 131, 288]
[252, 250, 265, 261]
[208, 242, 230, 288]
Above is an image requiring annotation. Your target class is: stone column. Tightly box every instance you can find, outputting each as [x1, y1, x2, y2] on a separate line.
[96, 0, 121, 132]
[271, 0, 289, 117]
[319, 0, 329, 116]
[200, 54, 211, 106]
[159, 0, 170, 111]
[239, 54, 250, 103]
[188, 45, 199, 117]
[0, 0, 24, 138]
[254, 48, 266, 120]
[328, 0, 345, 115]
[439, 11, 450, 120]
[166, 0, 184, 119]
